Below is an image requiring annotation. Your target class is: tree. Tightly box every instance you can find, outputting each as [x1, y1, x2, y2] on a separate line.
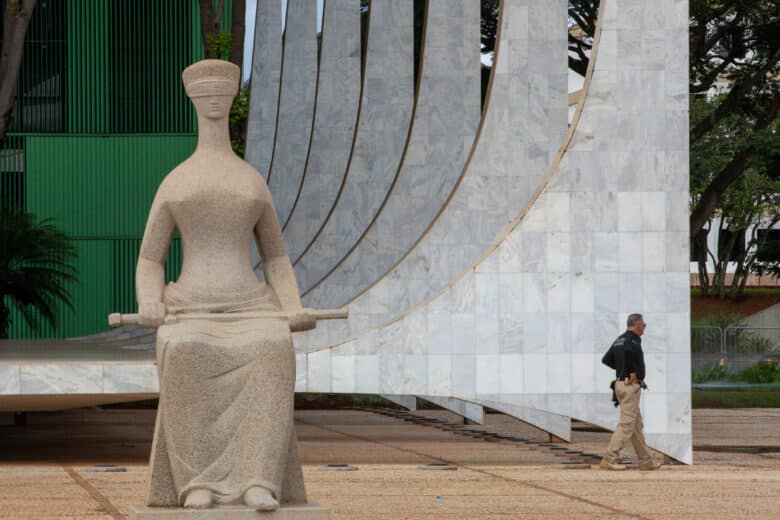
[0, 209, 78, 339]
[198, 0, 245, 67]
[567, 0, 598, 77]
[691, 93, 780, 298]
[688, 0, 780, 236]
[0, 0, 36, 147]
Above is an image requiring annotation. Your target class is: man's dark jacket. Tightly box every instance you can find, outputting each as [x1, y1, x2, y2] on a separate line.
[602, 331, 646, 380]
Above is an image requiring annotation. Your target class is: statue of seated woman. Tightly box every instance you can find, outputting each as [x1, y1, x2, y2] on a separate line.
[135, 60, 314, 512]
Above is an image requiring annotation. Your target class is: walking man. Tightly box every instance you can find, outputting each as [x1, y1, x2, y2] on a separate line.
[600, 313, 661, 471]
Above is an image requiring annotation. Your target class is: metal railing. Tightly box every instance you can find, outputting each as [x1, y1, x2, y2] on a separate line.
[692, 325, 780, 382]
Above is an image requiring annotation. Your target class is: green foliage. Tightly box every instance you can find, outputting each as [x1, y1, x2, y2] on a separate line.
[205, 30, 232, 61]
[0, 209, 78, 338]
[690, 93, 780, 299]
[740, 361, 780, 384]
[229, 83, 249, 157]
[692, 361, 732, 383]
[691, 312, 746, 329]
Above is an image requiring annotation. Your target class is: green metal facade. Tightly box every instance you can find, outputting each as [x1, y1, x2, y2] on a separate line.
[1, 0, 231, 338]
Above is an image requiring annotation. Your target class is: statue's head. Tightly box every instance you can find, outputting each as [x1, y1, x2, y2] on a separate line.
[182, 59, 240, 120]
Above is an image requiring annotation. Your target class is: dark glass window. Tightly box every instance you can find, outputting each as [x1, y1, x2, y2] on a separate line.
[718, 228, 746, 262]
[3, 0, 68, 133]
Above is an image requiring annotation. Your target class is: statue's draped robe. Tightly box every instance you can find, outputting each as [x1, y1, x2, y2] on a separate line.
[147, 282, 306, 506]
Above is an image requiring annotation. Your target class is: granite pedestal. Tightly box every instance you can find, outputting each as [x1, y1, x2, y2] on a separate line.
[129, 503, 329, 520]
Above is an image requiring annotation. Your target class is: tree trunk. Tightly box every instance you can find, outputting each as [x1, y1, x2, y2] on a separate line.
[0, 0, 37, 146]
[198, 0, 219, 59]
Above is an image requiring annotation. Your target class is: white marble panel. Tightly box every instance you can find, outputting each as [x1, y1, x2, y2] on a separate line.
[267, 0, 318, 226]
[571, 313, 596, 353]
[295, 354, 307, 392]
[331, 355, 356, 393]
[475, 355, 500, 395]
[571, 354, 596, 393]
[246, 0, 282, 178]
[642, 392, 668, 434]
[571, 273, 595, 313]
[499, 354, 523, 394]
[355, 356, 380, 393]
[302, 0, 480, 306]
[547, 273, 570, 313]
[499, 273, 523, 314]
[641, 192, 666, 231]
[523, 354, 547, 394]
[475, 316, 500, 355]
[103, 364, 158, 393]
[307, 350, 331, 392]
[21, 364, 102, 394]
[295, 0, 415, 293]
[618, 232, 642, 272]
[548, 354, 571, 393]
[428, 355, 452, 395]
[403, 355, 428, 395]
[0, 365, 20, 394]
[642, 232, 666, 272]
[284, 0, 361, 260]
[451, 355, 476, 398]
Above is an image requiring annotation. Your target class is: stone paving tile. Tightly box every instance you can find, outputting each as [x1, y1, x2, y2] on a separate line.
[1, 408, 780, 519]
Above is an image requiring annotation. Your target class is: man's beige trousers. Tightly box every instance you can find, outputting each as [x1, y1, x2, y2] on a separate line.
[604, 380, 653, 464]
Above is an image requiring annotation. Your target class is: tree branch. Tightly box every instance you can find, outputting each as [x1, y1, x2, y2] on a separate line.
[0, 0, 37, 144]
[690, 97, 780, 235]
[691, 48, 780, 142]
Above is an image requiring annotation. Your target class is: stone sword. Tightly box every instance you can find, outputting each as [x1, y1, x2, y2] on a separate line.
[108, 308, 348, 328]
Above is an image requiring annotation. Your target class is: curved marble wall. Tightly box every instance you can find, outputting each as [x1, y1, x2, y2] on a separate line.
[299, 0, 568, 347]
[302, 0, 481, 309]
[291, 0, 692, 463]
[283, 0, 361, 262]
[292, 0, 415, 292]
[245, 0, 282, 179]
[267, 0, 318, 226]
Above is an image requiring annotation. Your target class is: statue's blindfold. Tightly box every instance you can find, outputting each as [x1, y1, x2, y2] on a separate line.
[186, 79, 238, 98]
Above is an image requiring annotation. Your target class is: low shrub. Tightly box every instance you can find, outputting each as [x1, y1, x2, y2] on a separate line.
[740, 360, 780, 384]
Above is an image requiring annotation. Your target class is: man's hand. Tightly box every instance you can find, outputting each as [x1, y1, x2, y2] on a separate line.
[628, 372, 638, 385]
[288, 310, 316, 332]
[138, 301, 166, 328]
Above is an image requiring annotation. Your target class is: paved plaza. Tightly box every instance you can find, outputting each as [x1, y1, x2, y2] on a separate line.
[0, 408, 779, 519]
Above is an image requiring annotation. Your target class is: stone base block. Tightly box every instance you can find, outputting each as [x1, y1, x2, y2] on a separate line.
[129, 503, 330, 520]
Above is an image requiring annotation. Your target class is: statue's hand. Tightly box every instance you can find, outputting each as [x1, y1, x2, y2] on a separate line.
[138, 301, 166, 328]
[288, 310, 316, 332]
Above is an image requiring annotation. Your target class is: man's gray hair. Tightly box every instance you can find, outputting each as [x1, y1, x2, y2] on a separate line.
[627, 313, 644, 327]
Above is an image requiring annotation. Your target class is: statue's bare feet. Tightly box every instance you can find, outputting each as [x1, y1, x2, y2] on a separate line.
[183, 489, 213, 509]
[244, 486, 279, 511]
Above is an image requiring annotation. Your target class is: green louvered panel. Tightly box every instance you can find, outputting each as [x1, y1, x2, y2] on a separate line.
[7, 135, 193, 338]
[110, 0, 200, 133]
[67, 0, 109, 133]
[25, 135, 196, 236]
[7, 238, 183, 338]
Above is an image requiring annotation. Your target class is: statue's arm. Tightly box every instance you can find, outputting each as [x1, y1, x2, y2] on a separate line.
[136, 193, 174, 326]
[255, 204, 302, 311]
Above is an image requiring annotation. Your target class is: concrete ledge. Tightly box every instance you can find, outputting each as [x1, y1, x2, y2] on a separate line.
[129, 503, 329, 519]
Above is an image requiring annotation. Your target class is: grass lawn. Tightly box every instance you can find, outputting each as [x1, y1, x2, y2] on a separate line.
[693, 388, 780, 408]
